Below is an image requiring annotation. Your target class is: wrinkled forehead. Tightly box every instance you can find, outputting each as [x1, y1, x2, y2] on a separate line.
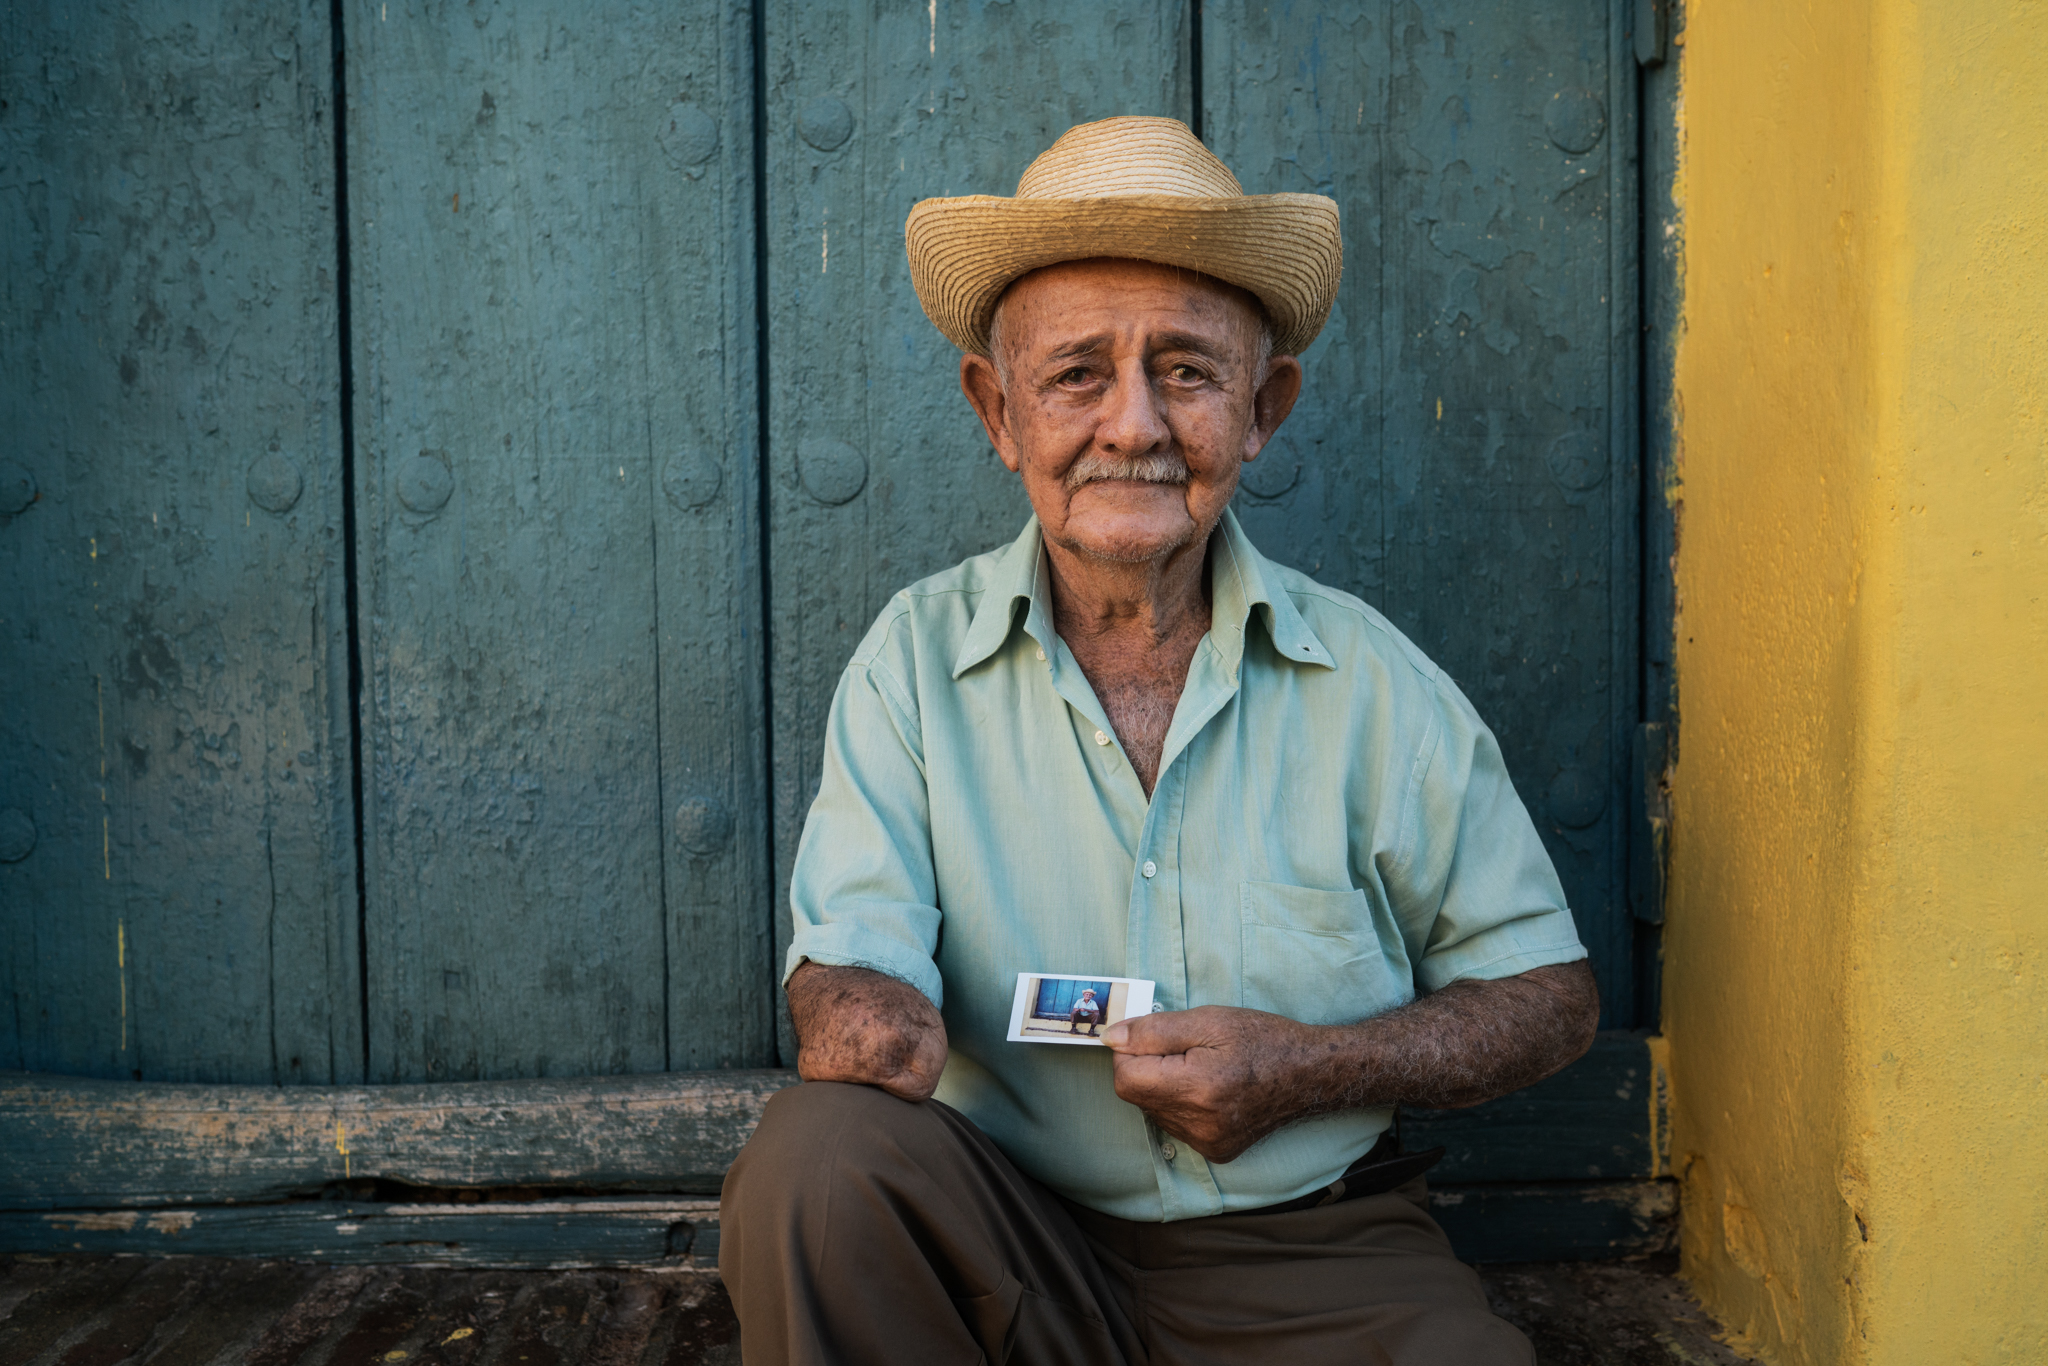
[988, 257, 1269, 357]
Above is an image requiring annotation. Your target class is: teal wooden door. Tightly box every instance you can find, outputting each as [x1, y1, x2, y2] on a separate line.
[344, 0, 770, 1083]
[4, 0, 1662, 1255]
[0, 0, 363, 1085]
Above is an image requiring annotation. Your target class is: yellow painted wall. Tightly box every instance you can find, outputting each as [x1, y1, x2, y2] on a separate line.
[1665, 0, 2048, 1361]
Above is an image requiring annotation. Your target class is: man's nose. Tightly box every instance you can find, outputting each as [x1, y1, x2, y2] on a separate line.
[1099, 357, 1170, 454]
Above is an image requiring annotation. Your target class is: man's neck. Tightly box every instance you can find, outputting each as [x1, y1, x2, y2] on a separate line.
[1042, 530, 1212, 648]
[1042, 527, 1216, 796]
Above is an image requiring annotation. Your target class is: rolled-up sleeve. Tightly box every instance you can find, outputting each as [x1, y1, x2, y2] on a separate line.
[1392, 673, 1589, 992]
[785, 635, 946, 1008]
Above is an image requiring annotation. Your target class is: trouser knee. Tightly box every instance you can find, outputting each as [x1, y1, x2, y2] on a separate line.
[723, 1080, 930, 1215]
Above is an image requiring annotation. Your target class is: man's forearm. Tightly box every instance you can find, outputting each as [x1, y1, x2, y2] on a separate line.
[1103, 959, 1600, 1162]
[1300, 960, 1600, 1114]
[786, 961, 948, 1101]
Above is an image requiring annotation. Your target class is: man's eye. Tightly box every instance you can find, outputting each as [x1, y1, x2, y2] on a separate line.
[1057, 368, 1093, 385]
[1170, 364, 1204, 382]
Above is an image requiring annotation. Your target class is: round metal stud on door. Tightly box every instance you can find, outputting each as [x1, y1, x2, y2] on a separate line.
[660, 102, 719, 172]
[1545, 89, 1607, 155]
[1544, 430, 1609, 491]
[1545, 767, 1608, 829]
[1239, 433, 1303, 499]
[0, 463, 36, 515]
[246, 451, 304, 513]
[0, 808, 36, 863]
[663, 451, 724, 510]
[798, 438, 867, 506]
[396, 451, 455, 514]
[798, 96, 854, 152]
[673, 794, 734, 855]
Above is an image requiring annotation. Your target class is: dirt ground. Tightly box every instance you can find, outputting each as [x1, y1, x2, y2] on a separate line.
[0, 1251, 1758, 1365]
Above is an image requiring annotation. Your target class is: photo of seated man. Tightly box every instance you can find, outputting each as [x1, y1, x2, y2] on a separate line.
[1070, 988, 1102, 1035]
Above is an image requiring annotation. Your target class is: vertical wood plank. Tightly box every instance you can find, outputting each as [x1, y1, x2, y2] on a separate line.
[764, 0, 1192, 1057]
[0, 1, 361, 1082]
[349, 0, 766, 1081]
[1206, 0, 1639, 1022]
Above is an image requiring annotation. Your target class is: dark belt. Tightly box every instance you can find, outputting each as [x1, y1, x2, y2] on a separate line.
[1225, 1131, 1446, 1218]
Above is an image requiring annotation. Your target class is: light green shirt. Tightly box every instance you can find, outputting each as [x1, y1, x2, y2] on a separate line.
[787, 510, 1586, 1221]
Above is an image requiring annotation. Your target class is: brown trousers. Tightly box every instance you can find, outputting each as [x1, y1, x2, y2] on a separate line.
[719, 1082, 1534, 1366]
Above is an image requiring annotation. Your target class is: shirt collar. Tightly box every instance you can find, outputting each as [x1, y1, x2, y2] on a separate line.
[951, 507, 1337, 679]
[1210, 508, 1338, 671]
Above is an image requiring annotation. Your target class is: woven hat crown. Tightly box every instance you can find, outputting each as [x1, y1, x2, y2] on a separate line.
[904, 115, 1341, 356]
[1015, 117, 1244, 200]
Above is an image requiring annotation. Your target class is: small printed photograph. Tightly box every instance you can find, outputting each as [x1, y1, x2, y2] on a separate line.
[1007, 973, 1156, 1046]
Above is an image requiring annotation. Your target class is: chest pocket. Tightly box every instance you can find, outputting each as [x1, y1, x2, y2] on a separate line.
[1238, 881, 1414, 1026]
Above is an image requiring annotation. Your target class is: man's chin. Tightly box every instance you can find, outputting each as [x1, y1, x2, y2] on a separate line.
[1053, 516, 1200, 566]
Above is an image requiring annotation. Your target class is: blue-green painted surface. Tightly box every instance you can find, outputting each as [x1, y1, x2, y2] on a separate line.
[3, 0, 1655, 1212]
[346, 0, 768, 1081]
[0, 0, 361, 1084]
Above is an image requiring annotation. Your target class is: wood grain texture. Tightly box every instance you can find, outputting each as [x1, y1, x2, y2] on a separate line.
[1205, 0, 1643, 1026]
[0, 0, 361, 1083]
[346, 0, 769, 1082]
[1407, 1032, 1654, 1182]
[763, 0, 1192, 1058]
[0, 1069, 796, 1209]
[2, 1199, 722, 1269]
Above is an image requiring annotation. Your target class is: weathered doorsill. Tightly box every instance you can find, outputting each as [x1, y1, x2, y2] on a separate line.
[1, 1036, 1673, 1267]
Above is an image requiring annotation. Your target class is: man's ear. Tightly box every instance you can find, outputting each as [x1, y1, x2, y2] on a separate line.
[1242, 355, 1304, 462]
[961, 353, 1023, 473]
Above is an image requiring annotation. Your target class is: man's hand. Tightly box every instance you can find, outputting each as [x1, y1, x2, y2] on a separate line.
[1102, 960, 1600, 1163]
[786, 962, 948, 1102]
[1101, 1006, 1318, 1162]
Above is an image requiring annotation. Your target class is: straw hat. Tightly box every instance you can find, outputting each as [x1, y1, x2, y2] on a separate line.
[905, 116, 1341, 357]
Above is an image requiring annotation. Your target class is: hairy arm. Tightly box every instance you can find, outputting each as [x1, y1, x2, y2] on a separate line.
[785, 961, 948, 1102]
[1103, 959, 1599, 1163]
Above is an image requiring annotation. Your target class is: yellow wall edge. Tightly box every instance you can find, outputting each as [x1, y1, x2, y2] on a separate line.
[1666, 0, 2048, 1361]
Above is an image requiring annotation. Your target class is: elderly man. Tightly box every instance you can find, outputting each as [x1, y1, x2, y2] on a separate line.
[721, 117, 1598, 1365]
[1070, 988, 1103, 1036]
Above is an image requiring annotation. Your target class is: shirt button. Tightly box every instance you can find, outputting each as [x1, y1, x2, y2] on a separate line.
[1141, 860, 1157, 878]
[1160, 1142, 1177, 1162]
[1093, 730, 1110, 747]
[1036, 647, 1046, 661]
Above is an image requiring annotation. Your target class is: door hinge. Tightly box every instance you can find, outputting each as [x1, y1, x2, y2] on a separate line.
[1634, 0, 1670, 67]
[1629, 722, 1671, 924]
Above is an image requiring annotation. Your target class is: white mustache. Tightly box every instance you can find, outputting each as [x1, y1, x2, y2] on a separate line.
[1063, 451, 1191, 492]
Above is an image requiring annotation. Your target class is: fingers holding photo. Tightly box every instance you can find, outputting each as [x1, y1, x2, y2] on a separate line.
[1104, 1005, 1315, 1162]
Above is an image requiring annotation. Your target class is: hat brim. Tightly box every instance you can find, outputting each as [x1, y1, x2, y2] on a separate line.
[905, 193, 1342, 357]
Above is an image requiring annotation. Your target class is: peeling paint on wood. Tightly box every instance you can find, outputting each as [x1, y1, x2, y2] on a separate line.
[0, 0, 361, 1083]
[2, 1198, 723, 1269]
[345, 0, 770, 1082]
[0, 1069, 796, 1210]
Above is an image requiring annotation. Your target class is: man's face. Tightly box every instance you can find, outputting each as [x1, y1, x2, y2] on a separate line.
[960, 259, 1302, 568]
